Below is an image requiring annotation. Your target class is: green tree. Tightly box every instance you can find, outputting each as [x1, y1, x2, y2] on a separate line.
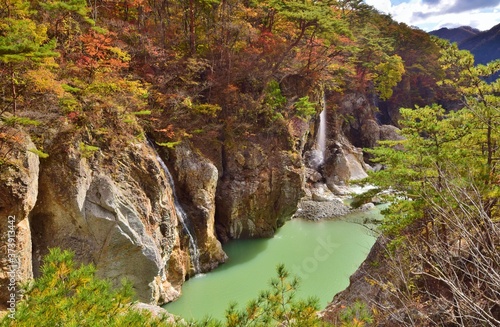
[364, 38, 500, 326]
[33, 0, 93, 46]
[0, 0, 58, 113]
[372, 53, 404, 100]
[0, 251, 334, 327]
[0, 248, 174, 327]
[368, 104, 471, 235]
[266, 0, 349, 74]
[223, 264, 329, 327]
[437, 39, 500, 204]
[349, 25, 404, 98]
[368, 39, 500, 237]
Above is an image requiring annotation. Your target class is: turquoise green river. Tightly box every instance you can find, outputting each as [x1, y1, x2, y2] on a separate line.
[164, 206, 384, 321]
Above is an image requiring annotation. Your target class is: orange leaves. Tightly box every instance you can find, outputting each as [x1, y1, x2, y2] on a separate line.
[80, 32, 112, 60]
[0, 126, 25, 165]
[155, 125, 176, 139]
[77, 30, 130, 77]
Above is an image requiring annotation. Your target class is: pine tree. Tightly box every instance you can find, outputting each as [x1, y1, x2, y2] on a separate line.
[0, 248, 175, 327]
[0, 0, 58, 113]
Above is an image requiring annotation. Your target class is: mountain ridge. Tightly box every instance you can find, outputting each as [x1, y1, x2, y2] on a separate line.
[430, 23, 500, 64]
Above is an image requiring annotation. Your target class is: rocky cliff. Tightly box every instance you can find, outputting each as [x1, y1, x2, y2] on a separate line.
[0, 128, 38, 308]
[0, 119, 309, 306]
[28, 133, 184, 304]
[0, 90, 391, 308]
[215, 136, 305, 241]
[0, 126, 227, 306]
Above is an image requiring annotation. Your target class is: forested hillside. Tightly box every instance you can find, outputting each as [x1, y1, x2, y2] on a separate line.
[324, 39, 500, 327]
[1, 0, 499, 326]
[0, 0, 424, 149]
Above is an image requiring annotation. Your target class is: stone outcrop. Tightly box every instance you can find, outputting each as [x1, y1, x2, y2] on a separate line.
[216, 137, 305, 241]
[29, 136, 182, 304]
[379, 124, 404, 142]
[293, 199, 350, 221]
[170, 143, 227, 271]
[322, 137, 369, 191]
[0, 129, 39, 309]
[132, 302, 177, 323]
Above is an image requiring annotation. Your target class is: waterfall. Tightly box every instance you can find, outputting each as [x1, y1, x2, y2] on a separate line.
[316, 99, 327, 164]
[148, 140, 201, 274]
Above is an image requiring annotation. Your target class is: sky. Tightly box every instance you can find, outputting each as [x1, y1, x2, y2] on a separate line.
[364, 0, 500, 31]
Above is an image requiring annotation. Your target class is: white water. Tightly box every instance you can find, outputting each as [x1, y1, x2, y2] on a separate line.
[317, 100, 327, 164]
[148, 140, 201, 274]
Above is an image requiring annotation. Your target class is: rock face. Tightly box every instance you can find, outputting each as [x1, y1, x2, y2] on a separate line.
[322, 137, 369, 191]
[215, 137, 305, 241]
[1, 123, 308, 307]
[338, 93, 376, 149]
[29, 137, 183, 304]
[0, 89, 380, 310]
[170, 143, 227, 271]
[0, 129, 38, 309]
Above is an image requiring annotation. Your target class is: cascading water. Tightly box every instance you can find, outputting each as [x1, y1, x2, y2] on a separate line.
[148, 140, 201, 274]
[316, 97, 327, 165]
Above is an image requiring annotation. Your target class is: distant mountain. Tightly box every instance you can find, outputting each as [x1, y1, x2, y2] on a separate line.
[459, 24, 500, 65]
[430, 24, 500, 65]
[429, 26, 480, 44]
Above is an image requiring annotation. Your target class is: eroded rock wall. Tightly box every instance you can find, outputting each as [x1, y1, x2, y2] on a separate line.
[170, 143, 227, 271]
[0, 89, 383, 309]
[215, 135, 306, 241]
[29, 137, 182, 304]
[0, 129, 38, 309]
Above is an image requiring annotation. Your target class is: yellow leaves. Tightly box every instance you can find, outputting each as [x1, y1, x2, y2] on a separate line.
[182, 97, 193, 108]
[486, 185, 500, 199]
[26, 67, 65, 97]
[232, 40, 248, 52]
[191, 103, 222, 117]
[373, 54, 405, 100]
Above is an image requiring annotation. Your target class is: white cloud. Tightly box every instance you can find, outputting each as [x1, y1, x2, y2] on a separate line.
[364, 0, 500, 31]
[364, 0, 393, 13]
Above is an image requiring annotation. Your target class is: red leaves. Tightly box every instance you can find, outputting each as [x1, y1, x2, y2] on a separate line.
[67, 111, 79, 121]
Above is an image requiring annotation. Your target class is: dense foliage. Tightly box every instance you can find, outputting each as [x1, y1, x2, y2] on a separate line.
[0, 248, 175, 326]
[367, 39, 500, 326]
[0, 0, 420, 166]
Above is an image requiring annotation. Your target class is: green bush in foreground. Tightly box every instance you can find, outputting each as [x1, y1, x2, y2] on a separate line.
[221, 264, 328, 327]
[0, 248, 173, 327]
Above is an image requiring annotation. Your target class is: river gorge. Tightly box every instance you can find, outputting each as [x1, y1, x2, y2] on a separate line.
[165, 204, 385, 320]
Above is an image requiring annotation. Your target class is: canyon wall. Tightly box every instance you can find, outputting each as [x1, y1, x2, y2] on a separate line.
[0, 92, 390, 307]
